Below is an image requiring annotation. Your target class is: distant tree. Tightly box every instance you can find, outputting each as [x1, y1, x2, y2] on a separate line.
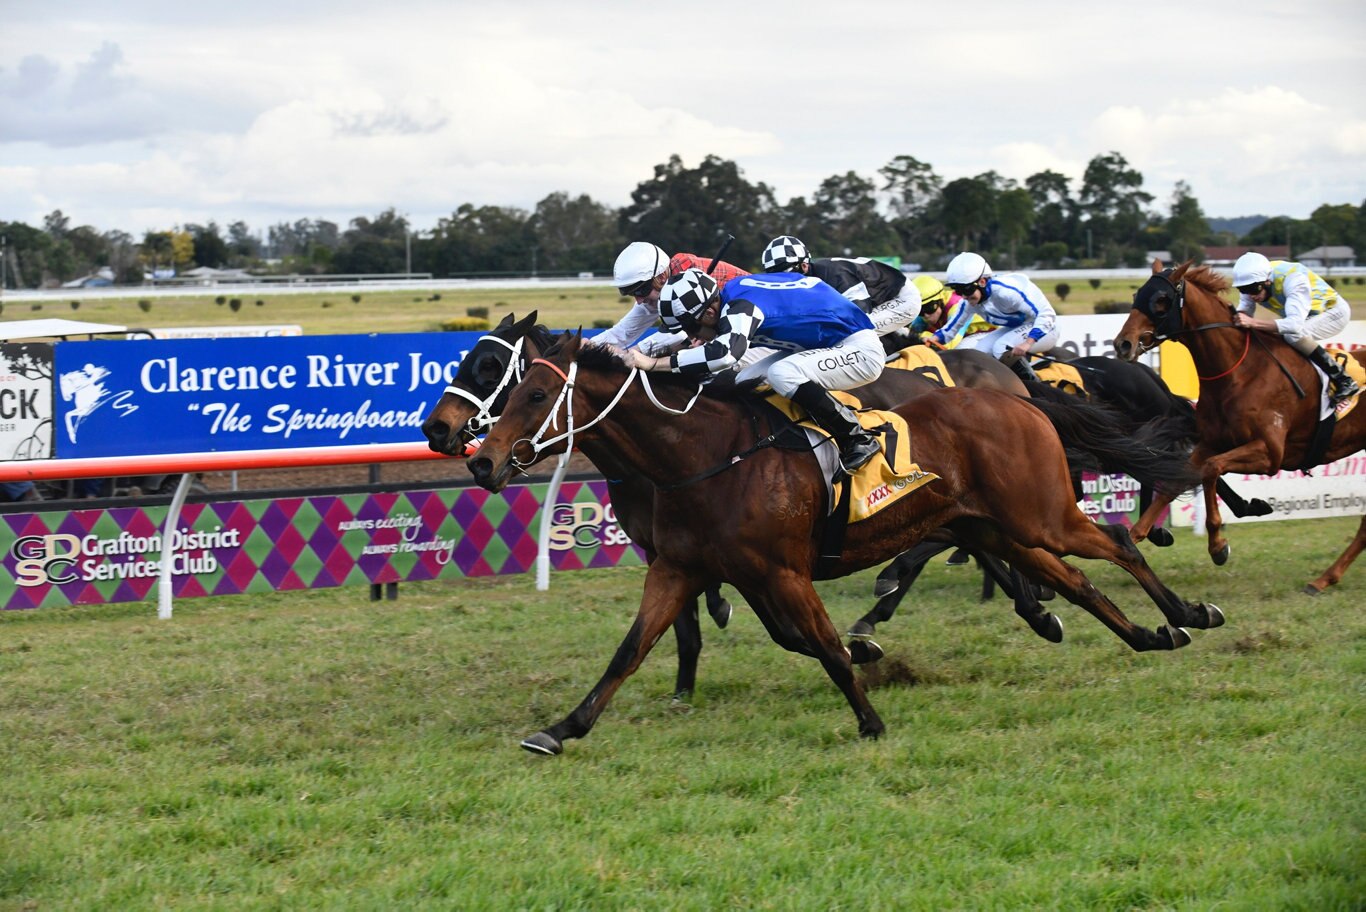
[811, 171, 898, 256]
[1026, 169, 1078, 253]
[1078, 152, 1153, 263]
[187, 222, 230, 268]
[333, 209, 414, 274]
[226, 221, 262, 261]
[426, 204, 532, 276]
[1309, 203, 1358, 247]
[1165, 181, 1210, 263]
[529, 192, 620, 273]
[940, 175, 997, 251]
[620, 154, 779, 270]
[996, 188, 1035, 268]
[1241, 216, 1322, 255]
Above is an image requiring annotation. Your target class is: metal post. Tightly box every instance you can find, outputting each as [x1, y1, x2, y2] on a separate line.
[157, 472, 195, 619]
[405, 230, 412, 277]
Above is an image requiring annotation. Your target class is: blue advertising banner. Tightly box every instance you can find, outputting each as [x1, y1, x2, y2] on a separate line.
[52, 332, 486, 457]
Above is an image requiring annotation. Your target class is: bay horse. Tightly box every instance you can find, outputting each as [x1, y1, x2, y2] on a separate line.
[466, 333, 1221, 755]
[1114, 260, 1366, 594]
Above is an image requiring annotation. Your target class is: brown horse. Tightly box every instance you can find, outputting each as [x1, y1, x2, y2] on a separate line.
[1114, 260, 1366, 593]
[466, 334, 1221, 755]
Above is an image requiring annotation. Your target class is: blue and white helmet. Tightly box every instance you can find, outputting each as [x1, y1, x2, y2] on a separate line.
[761, 235, 810, 272]
[659, 268, 718, 332]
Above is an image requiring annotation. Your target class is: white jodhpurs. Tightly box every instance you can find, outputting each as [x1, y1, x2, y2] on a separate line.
[959, 324, 1060, 360]
[759, 329, 885, 398]
[1284, 298, 1351, 355]
[865, 283, 922, 336]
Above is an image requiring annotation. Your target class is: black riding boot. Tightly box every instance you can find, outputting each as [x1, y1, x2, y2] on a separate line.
[1008, 356, 1041, 383]
[1308, 346, 1360, 406]
[790, 382, 882, 474]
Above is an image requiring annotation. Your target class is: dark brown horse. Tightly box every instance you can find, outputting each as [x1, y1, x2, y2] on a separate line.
[466, 334, 1221, 755]
[1114, 260, 1366, 593]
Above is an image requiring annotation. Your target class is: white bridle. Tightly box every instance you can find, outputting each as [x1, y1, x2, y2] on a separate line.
[440, 335, 525, 436]
[509, 356, 704, 469]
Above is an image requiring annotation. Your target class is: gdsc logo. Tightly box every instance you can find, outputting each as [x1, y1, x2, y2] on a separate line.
[10, 534, 83, 587]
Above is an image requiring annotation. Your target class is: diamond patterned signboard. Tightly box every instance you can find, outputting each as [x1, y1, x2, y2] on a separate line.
[1, 480, 644, 611]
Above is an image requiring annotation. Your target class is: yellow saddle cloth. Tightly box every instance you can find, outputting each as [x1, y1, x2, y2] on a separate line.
[884, 347, 957, 389]
[765, 391, 939, 523]
[1032, 359, 1087, 396]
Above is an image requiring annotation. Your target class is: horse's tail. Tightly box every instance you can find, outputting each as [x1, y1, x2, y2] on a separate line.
[1021, 377, 1087, 405]
[1026, 395, 1201, 496]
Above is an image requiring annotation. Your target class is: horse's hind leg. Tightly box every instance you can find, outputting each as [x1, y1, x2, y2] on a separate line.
[671, 599, 702, 702]
[850, 541, 949, 638]
[748, 571, 885, 740]
[1080, 523, 1224, 630]
[1140, 484, 1175, 547]
[521, 561, 700, 756]
[1304, 515, 1366, 596]
[704, 586, 732, 629]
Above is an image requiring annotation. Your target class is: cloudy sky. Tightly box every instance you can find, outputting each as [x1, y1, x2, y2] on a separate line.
[3, 0, 1364, 238]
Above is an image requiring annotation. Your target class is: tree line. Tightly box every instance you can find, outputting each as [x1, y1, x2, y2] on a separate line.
[3, 151, 1364, 289]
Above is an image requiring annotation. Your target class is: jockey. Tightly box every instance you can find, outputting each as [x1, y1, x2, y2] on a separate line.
[760, 235, 922, 356]
[1232, 252, 1359, 407]
[905, 276, 961, 343]
[936, 251, 1059, 381]
[599, 241, 748, 354]
[627, 268, 885, 474]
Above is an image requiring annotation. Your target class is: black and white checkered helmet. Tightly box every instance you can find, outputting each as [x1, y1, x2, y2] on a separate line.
[659, 268, 718, 332]
[761, 235, 810, 272]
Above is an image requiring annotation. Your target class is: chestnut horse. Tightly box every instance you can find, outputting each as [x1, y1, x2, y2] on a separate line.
[1114, 261, 1366, 594]
[466, 334, 1220, 755]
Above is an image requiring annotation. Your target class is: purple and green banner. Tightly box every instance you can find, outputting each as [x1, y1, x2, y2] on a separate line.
[2, 480, 644, 611]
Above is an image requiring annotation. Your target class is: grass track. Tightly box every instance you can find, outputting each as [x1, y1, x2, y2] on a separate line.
[1, 517, 1363, 909]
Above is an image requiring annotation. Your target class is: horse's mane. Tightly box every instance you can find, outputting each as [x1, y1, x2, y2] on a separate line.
[573, 341, 749, 401]
[1182, 265, 1231, 297]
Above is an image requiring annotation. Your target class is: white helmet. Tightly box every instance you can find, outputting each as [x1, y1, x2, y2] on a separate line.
[613, 242, 669, 292]
[659, 268, 718, 332]
[1232, 251, 1272, 288]
[945, 251, 991, 287]
[761, 235, 810, 272]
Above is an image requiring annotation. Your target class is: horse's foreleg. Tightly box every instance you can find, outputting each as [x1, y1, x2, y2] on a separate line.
[1304, 515, 1366, 596]
[1196, 440, 1273, 566]
[1069, 522, 1225, 631]
[521, 562, 699, 756]
[999, 542, 1191, 651]
[752, 572, 885, 740]
[671, 599, 702, 702]
[1130, 487, 1179, 544]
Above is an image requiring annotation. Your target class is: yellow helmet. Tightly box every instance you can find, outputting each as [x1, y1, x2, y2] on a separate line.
[912, 275, 952, 312]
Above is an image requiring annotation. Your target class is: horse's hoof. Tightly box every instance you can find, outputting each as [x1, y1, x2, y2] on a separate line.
[872, 577, 899, 598]
[1211, 543, 1231, 566]
[707, 598, 732, 630]
[1035, 614, 1064, 644]
[519, 732, 563, 756]
[847, 620, 876, 639]
[848, 639, 885, 665]
[1302, 584, 1324, 597]
[945, 549, 970, 566]
[1159, 626, 1192, 649]
[1246, 498, 1273, 517]
[1148, 526, 1175, 548]
[859, 725, 885, 740]
[1198, 603, 1225, 628]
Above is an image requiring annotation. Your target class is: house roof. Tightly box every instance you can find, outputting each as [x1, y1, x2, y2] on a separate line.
[1202, 245, 1289, 261]
[1295, 245, 1355, 259]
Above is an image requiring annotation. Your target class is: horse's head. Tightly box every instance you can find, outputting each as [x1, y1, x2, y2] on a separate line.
[467, 331, 586, 492]
[1115, 259, 1194, 361]
[421, 311, 545, 455]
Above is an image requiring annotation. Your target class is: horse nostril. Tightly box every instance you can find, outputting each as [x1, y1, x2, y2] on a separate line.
[468, 456, 492, 484]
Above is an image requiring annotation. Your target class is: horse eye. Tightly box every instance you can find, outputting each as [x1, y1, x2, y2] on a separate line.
[529, 389, 547, 403]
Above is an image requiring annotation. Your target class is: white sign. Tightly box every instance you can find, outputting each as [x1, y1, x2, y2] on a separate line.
[0, 343, 54, 460]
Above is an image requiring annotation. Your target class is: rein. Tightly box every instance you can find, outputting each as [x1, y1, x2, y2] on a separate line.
[510, 357, 704, 468]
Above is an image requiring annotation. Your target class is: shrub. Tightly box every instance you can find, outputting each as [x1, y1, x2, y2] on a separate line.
[1088, 278, 1101, 289]
[138, 300, 152, 313]
[215, 295, 226, 305]
[1054, 282, 1071, 302]
[592, 319, 613, 329]
[1093, 300, 1130, 314]
[466, 306, 490, 319]
[430, 293, 441, 301]
[1356, 276, 1365, 285]
[70, 300, 81, 310]
[351, 293, 362, 304]
[440, 317, 491, 332]
[30, 303, 41, 311]
[229, 298, 242, 312]
[322, 302, 332, 308]
[255, 299, 265, 307]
